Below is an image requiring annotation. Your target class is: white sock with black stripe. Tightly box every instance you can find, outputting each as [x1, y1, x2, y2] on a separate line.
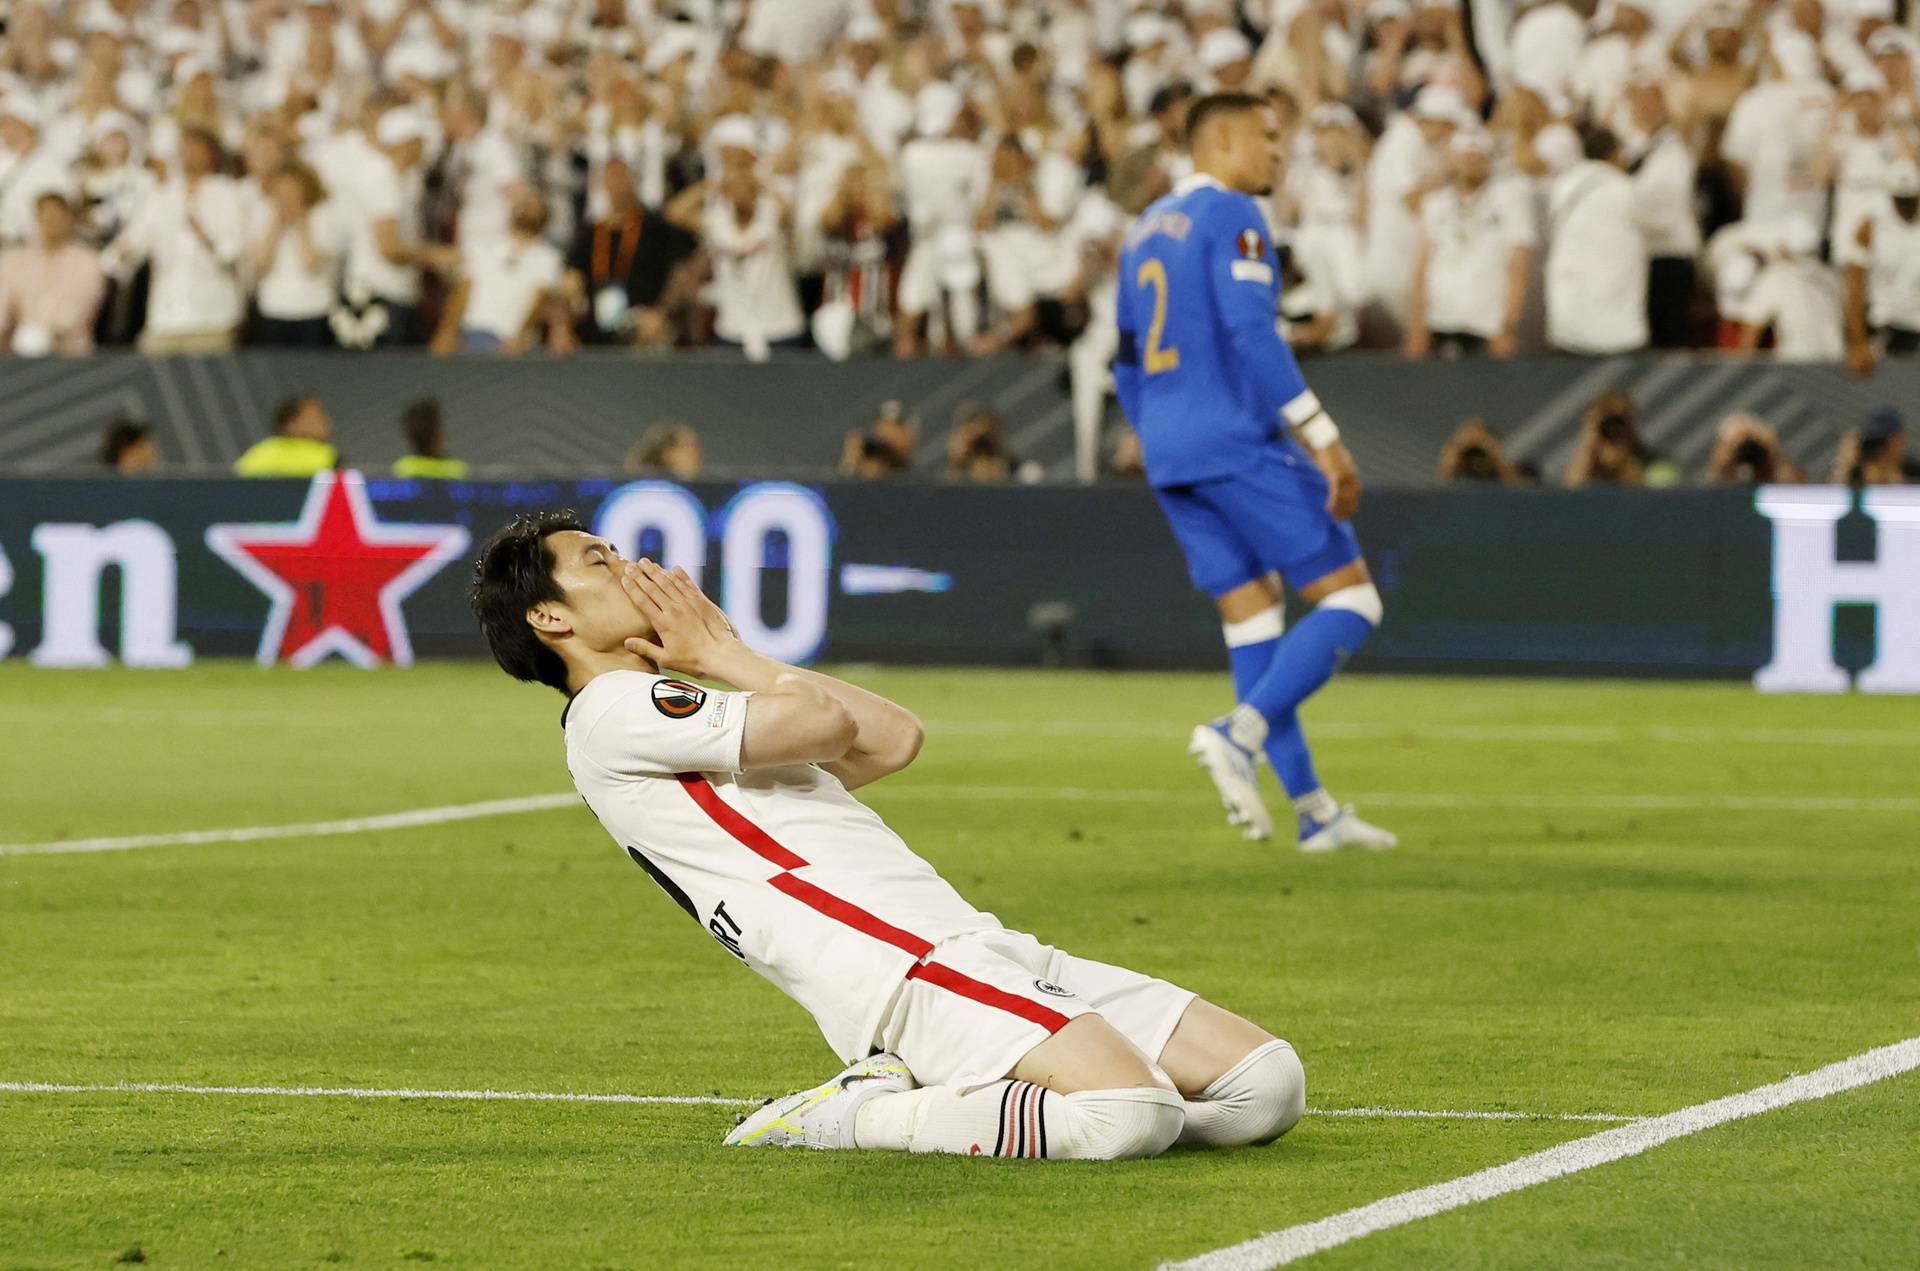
[853, 1081, 1185, 1160]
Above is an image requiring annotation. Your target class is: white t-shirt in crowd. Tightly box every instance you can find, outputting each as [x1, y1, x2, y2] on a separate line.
[1720, 80, 1835, 228]
[1747, 258, 1846, 359]
[898, 136, 991, 234]
[738, 0, 864, 64]
[459, 233, 563, 339]
[252, 201, 348, 320]
[1546, 160, 1649, 353]
[342, 153, 424, 304]
[564, 669, 999, 1062]
[1853, 206, 1920, 332]
[108, 175, 250, 335]
[1629, 129, 1702, 258]
[1365, 113, 1448, 324]
[1419, 177, 1538, 338]
[704, 193, 807, 345]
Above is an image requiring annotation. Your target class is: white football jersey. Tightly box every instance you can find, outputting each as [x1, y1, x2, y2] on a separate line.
[564, 669, 1001, 1060]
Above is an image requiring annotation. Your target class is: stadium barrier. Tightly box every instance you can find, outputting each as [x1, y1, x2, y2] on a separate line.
[1, 352, 1915, 486]
[1, 474, 1915, 691]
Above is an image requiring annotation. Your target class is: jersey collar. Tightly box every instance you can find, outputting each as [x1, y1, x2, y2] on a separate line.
[1172, 172, 1228, 195]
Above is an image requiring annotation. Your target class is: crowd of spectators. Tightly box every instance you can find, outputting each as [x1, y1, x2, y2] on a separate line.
[0, 0, 1915, 370]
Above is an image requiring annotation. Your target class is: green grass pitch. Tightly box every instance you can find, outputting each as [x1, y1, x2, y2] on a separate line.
[2, 663, 1916, 1269]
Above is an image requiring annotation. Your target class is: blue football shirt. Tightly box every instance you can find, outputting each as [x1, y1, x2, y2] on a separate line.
[1114, 175, 1317, 488]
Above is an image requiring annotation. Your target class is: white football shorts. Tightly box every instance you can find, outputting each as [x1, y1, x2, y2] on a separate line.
[870, 928, 1198, 1092]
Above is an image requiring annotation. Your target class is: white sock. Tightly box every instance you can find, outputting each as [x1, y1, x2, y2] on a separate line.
[1225, 703, 1268, 752]
[1293, 788, 1339, 824]
[854, 1081, 1186, 1160]
[1178, 1039, 1306, 1147]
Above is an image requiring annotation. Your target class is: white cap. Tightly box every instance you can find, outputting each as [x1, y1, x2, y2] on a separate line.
[644, 23, 702, 71]
[1368, 0, 1412, 20]
[1843, 64, 1887, 93]
[375, 107, 431, 149]
[0, 95, 40, 129]
[845, 12, 885, 42]
[1411, 84, 1468, 122]
[1700, 4, 1743, 29]
[89, 108, 138, 141]
[1868, 27, 1917, 58]
[1125, 13, 1170, 47]
[1416, 0, 1462, 11]
[1310, 102, 1360, 129]
[1851, 0, 1895, 19]
[915, 81, 964, 137]
[486, 13, 528, 43]
[1451, 127, 1494, 156]
[1533, 122, 1582, 174]
[1888, 159, 1920, 197]
[817, 69, 860, 101]
[1197, 28, 1253, 70]
[707, 113, 760, 155]
[156, 26, 204, 57]
[385, 39, 452, 83]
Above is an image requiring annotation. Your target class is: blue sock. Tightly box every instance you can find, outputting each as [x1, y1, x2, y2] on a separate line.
[1224, 634, 1320, 799]
[1245, 608, 1375, 725]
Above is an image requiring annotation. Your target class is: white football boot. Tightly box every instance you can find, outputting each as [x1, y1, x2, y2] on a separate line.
[724, 1053, 916, 1150]
[1189, 721, 1275, 841]
[1297, 806, 1399, 853]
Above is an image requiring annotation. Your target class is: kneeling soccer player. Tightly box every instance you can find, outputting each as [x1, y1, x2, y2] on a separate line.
[470, 513, 1306, 1159]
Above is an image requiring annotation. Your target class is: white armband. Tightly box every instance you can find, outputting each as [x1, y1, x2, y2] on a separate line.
[1282, 390, 1341, 450]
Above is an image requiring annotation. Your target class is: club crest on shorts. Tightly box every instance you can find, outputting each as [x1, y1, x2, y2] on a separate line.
[1033, 978, 1073, 998]
[1237, 227, 1265, 260]
[652, 678, 707, 719]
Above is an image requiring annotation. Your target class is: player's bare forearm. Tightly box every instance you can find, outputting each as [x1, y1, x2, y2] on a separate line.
[709, 648, 923, 788]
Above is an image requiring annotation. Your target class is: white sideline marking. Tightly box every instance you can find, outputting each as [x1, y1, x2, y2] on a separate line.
[0, 794, 578, 857]
[10, 781, 1917, 858]
[1163, 1035, 1920, 1271]
[873, 785, 1920, 816]
[929, 720, 1920, 748]
[0, 1080, 1632, 1125]
[1308, 1106, 1634, 1124]
[0, 1080, 753, 1107]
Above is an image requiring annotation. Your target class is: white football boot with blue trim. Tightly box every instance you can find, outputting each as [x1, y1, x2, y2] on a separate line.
[1189, 713, 1274, 841]
[1298, 806, 1399, 853]
[724, 1053, 916, 1150]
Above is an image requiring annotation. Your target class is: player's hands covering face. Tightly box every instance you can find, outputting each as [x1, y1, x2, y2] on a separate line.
[618, 559, 740, 677]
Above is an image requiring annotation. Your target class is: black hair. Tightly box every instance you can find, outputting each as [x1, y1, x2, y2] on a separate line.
[99, 419, 150, 467]
[272, 394, 314, 434]
[1582, 125, 1622, 163]
[403, 398, 443, 456]
[469, 510, 586, 694]
[1185, 91, 1265, 146]
[1148, 81, 1194, 119]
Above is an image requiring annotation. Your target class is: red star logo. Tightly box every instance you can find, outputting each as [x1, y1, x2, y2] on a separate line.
[206, 471, 470, 668]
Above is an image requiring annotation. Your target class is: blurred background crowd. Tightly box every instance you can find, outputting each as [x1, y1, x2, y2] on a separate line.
[0, 0, 1916, 371]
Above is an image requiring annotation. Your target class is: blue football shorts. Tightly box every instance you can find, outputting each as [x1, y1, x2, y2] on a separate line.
[1152, 444, 1364, 598]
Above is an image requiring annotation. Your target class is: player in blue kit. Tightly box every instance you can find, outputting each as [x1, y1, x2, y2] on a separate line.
[1114, 92, 1396, 852]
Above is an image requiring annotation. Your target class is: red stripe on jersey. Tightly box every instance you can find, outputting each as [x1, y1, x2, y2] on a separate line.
[674, 773, 1070, 1035]
[906, 961, 1074, 1034]
[675, 773, 808, 870]
[768, 872, 935, 959]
